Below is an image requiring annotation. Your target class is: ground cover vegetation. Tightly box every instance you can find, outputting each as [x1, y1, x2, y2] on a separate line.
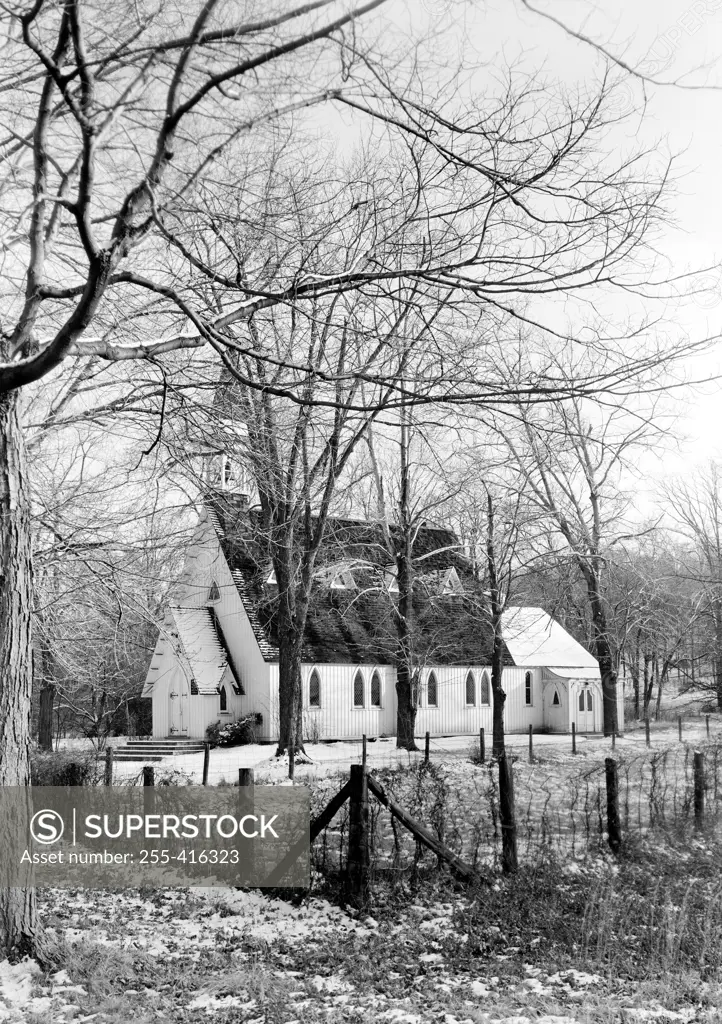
[1, 748, 719, 1022]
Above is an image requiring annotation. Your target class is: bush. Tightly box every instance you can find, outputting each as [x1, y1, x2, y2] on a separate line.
[206, 713, 262, 748]
[31, 749, 102, 786]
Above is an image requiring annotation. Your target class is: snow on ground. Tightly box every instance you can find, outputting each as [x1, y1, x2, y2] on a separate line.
[0, 884, 715, 1023]
[84, 716, 722, 786]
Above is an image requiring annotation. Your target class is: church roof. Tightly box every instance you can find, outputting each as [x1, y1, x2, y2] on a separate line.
[502, 606, 599, 669]
[203, 491, 512, 667]
[168, 605, 228, 694]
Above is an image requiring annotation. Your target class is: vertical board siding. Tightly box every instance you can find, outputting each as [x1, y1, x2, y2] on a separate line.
[291, 664, 547, 743]
[301, 664, 396, 742]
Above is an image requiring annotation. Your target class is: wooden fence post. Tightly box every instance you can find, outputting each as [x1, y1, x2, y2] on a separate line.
[104, 746, 113, 787]
[424, 732, 430, 765]
[605, 757, 621, 854]
[678, 716, 683, 743]
[237, 767, 254, 883]
[571, 722, 576, 755]
[528, 724, 533, 763]
[611, 730, 616, 752]
[288, 743, 295, 781]
[706, 714, 710, 738]
[362, 734, 367, 769]
[694, 751, 705, 825]
[143, 766, 154, 787]
[645, 718, 651, 748]
[498, 753, 518, 874]
[202, 742, 210, 786]
[347, 764, 369, 902]
[479, 728, 485, 764]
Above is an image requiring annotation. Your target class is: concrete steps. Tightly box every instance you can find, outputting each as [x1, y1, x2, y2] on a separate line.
[111, 738, 206, 763]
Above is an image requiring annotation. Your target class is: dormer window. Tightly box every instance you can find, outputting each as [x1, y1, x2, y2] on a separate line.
[331, 570, 356, 590]
[207, 581, 221, 604]
[265, 567, 278, 586]
[383, 568, 399, 595]
[219, 685, 228, 712]
[442, 567, 463, 596]
[552, 689, 561, 706]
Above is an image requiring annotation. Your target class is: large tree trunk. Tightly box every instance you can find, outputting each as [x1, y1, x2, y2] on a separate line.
[642, 652, 653, 716]
[0, 391, 38, 958]
[713, 602, 722, 711]
[395, 546, 418, 751]
[585, 571, 618, 736]
[490, 631, 506, 759]
[276, 621, 305, 756]
[485, 492, 506, 758]
[37, 683, 55, 751]
[630, 630, 641, 719]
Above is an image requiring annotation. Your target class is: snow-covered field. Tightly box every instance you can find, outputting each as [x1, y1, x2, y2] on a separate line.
[1, 875, 717, 1023]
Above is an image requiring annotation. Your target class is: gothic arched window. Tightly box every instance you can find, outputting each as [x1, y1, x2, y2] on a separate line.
[309, 669, 321, 708]
[427, 671, 438, 708]
[465, 671, 476, 706]
[353, 670, 365, 708]
[480, 671, 491, 706]
[371, 670, 382, 707]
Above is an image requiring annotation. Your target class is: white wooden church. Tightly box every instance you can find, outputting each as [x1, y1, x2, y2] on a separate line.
[142, 483, 620, 742]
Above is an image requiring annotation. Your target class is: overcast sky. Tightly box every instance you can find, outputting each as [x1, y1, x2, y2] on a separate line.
[393, 0, 722, 479]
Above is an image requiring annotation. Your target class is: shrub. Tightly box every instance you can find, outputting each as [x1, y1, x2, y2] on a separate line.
[31, 749, 102, 786]
[206, 713, 262, 748]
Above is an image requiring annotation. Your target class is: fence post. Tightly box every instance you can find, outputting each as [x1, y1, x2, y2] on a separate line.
[678, 716, 683, 743]
[694, 751, 705, 825]
[202, 742, 210, 786]
[143, 766, 154, 787]
[645, 718, 651, 748]
[498, 752, 518, 874]
[571, 722, 576, 755]
[424, 732, 430, 765]
[605, 757, 621, 854]
[104, 746, 113, 787]
[479, 728, 485, 764]
[237, 767, 255, 883]
[611, 730, 616, 752]
[706, 714, 710, 738]
[288, 743, 295, 781]
[528, 724, 533, 763]
[347, 764, 369, 903]
[362, 734, 367, 769]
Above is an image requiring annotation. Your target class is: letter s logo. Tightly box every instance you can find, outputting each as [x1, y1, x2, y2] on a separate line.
[30, 809, 64, 845]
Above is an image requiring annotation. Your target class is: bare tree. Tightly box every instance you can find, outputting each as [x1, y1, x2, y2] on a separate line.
[662, 462, 722, 710]
[495, 395, 662, 736]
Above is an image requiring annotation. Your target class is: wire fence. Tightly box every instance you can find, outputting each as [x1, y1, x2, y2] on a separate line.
[304, 740, 722, 879]
[34, 717, 722, 880]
